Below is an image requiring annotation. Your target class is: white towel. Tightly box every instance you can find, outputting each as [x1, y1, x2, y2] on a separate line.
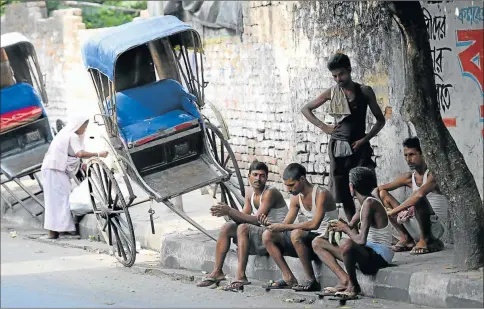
[328, 85, 351, 123]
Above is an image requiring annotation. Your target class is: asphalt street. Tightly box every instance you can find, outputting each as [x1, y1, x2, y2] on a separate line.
[0, 228, 426, 308]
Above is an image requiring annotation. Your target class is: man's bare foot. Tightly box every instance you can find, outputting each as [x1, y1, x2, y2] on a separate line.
[335, 284, 361, 298]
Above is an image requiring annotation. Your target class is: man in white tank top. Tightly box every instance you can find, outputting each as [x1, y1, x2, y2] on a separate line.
[313, 167, 393, 298]
[258, 163, 339, 292]
[196, 160, 288, 291]
[377, 137, 447, 255]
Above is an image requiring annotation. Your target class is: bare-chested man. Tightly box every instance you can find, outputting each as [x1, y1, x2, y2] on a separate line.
[376, 137, 447, 254]
[312, 167, 393, 298]
[301, 53, 386, 222]
[196, 160, 288, 291]
[259, 163, 339, 292]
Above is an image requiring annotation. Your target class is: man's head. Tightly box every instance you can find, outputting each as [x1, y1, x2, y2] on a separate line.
[349, 167, 377, 197]
[248, 160, 269, 189]
[282, 163, 308, 196]
[403, 137, 424, 170]
[327, 53, 352, 88]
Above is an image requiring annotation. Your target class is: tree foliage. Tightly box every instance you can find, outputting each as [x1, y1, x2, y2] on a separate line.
[1, 1, 147, 29]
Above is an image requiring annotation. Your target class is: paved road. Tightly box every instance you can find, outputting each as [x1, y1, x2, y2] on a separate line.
[1, 229, 425, 308]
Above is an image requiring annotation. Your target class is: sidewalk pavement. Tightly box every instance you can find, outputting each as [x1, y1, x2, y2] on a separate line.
[1, 175, 482, 308]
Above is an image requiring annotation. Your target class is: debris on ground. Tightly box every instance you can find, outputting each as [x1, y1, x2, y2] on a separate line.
[283, 298, 306, 303]
[9, 231, 17, 238]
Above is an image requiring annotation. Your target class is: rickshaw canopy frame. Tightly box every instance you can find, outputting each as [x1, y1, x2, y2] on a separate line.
[81, 15, 202, 82]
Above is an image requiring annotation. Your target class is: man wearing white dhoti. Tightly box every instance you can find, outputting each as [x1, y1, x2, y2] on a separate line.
[41, 115, 108, 239]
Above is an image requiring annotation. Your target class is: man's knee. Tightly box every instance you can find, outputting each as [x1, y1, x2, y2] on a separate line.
[311, 236, 329, 252]
[262, 230, 274, 245]
[339, 239, 354, 255]
[290, 229, 306, 245]
[379, 189, 389, 201]
[237, 223, 249, 236]
[220, 222, 237, 236]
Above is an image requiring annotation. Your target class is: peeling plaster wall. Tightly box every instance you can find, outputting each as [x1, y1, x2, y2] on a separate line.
[173, 1, 482, 204]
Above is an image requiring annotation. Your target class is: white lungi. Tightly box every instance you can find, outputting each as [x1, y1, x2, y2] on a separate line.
[42, 168, 76, 232]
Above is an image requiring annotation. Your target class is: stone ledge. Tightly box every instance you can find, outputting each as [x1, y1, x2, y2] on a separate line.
[159, 230, 483, 308]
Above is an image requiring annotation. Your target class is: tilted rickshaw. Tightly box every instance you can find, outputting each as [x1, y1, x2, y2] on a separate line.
[0, 32, 52, 220]
[81, 15, 245, 267]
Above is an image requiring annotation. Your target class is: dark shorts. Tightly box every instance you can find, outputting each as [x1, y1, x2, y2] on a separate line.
[279, 230, 320, 260]
[232, 224, 270, 256]
[329, 138, 376, 203]
[357, 245, 389, 275]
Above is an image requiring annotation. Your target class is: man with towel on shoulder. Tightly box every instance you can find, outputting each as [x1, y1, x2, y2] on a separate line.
[301, 53, 386, 222]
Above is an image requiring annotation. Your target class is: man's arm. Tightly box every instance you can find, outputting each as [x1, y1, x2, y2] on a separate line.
[300, 88, 335, 134]
[270, 189, 327, 232]
[375, 172, 412, 195]
[360, 86, 386, 144]
[389, 172, 438, 215]
[226, 188, 280, 225]
[341, 200, 374, 245]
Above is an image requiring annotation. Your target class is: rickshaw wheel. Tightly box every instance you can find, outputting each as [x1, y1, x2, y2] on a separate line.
[86, 159, 137, 267]
[204, 121, 245, 212]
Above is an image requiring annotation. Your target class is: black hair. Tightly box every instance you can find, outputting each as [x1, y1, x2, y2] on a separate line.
[402, 136, 422, 153]
[327, 53, 351, 71]
[282, 163, 306, 181]
[349, 167, 377, 196]
[249, 160, 269, 175]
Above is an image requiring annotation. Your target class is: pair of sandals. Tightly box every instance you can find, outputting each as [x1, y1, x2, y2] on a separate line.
[264, 279, 320, 292]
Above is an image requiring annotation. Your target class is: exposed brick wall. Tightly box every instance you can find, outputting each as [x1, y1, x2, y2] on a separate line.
[183, 1, 408, 198]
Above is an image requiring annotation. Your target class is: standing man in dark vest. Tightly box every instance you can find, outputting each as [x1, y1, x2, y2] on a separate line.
[301, 53, 386, 221]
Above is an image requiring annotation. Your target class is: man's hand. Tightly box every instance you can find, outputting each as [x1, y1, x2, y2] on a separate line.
[267, 223, 287, 232]
[351, 139, 365, 152]
[329, 220, 349, 233]
[210, 203, 231, 217]
[319, 123, 335, 134]
[258, 214, 271, 226]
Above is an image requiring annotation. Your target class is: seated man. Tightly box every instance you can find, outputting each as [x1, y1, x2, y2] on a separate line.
[376, 137, 447, 254]
[259, 163, 338, 292]
[312, 167, 393, 298]
[196, 160, 288, 290]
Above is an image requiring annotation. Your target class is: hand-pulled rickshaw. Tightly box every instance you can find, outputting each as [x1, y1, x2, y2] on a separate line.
[0, 32, 52, 220]
[81, 15, 245, 267]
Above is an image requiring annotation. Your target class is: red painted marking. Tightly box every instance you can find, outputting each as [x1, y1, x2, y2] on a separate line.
[480, 105, 484, 119]
[0, 106, 42, 132]
[457, 29, 484, 94]
[442, 117, 457, 127]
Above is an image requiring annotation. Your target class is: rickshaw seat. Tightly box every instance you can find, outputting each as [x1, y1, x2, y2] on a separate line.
[1, 82, 44, 133]
[114, 79, 201, 145]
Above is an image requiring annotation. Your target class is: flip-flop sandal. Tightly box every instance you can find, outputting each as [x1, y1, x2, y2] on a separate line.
[222, 280, 251, 292]
[335, 291, 358, 299]
[318, 286, 345, 295]
[392, 244, 413, 252]
[410, 246, 433, 255]
[196, 276, 226, 288]
[292, 279, 321, 292]
[263, 279, 294, 290]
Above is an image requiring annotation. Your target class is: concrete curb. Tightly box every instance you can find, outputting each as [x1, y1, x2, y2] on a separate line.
[160, 232, 484, 308]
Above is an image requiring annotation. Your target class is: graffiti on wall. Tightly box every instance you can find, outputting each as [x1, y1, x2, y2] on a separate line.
[456, 29, 483, 96]
[423, 7, 455, 114]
